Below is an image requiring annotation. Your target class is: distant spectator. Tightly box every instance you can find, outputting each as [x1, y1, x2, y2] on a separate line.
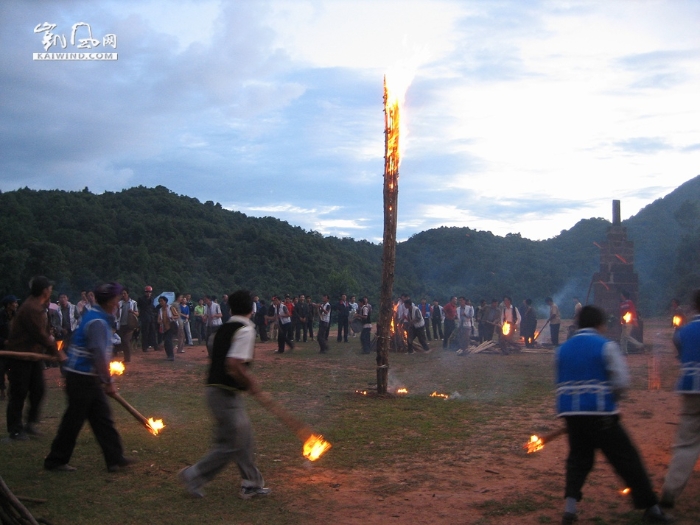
[137, 286, 157, 352]
[0, 295, 19, 401]
[157, 295, 179, 361]
[115, 288, 138, 363]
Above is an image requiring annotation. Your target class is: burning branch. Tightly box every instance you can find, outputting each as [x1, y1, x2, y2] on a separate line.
[533, 319, 551, 341]
[255, 391, 331, 461]
[109, 361, 125, 376]
[109, 392, 165, 436]
[429, 392, 449, 399]
[523, 427, 567, 453]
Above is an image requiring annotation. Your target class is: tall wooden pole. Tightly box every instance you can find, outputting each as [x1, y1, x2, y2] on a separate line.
[377, 75, 400, 394]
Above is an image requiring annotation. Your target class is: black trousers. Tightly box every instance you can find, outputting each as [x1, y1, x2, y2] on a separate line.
[277, 322, 294, 353]
[256, 320, 268, 341]
[140, 318, 157, 350]
[6, 359, 44, 434]
[432, 317, 443, 340]
[564, 415, 658, 509]
[443, 319, 456, 349]
[44, 373, 124, 469]
[306, 318, 314, 339]
[337, 317, 349, 342]
[360, 327, 371, 354]
[318, 321, 329, 353]
[294, 319, 308, 342]
[551, 323, 561, 346]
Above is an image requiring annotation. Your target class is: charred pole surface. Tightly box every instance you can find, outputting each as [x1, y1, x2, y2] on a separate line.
[377, 75, 400, 395]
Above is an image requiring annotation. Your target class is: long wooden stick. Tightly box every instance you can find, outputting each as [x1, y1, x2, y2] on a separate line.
[0, 351, 57, 361]
[533, 319, 551, 341]
[254, 391, 312, 442]
[109, 392, 149, 429]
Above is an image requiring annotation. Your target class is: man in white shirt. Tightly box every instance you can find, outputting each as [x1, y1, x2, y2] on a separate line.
[272, 296, 294, 354]
[456, 297, 474, 353]
[204, 295, 223, 355]
[178, 290, 270, 500]
[405, 299, 430, 353]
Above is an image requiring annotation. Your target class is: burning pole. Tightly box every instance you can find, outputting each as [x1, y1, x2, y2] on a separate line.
[377, 73, 402, 394]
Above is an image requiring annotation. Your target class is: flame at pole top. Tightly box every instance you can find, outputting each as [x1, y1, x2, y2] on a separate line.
[383, 66, 415, 185]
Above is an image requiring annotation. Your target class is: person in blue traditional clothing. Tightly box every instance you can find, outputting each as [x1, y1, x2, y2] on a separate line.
[44, 283, 134, 473]
[555, 305, 672, 524]
[660, 289, 700, 510]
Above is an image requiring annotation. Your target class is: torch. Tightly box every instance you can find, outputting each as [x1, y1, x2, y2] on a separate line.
[533, 319, 550, 341]
[523, 427, 567, 453]
[109, 392, 165, 436]
[254, 391, 331, 461]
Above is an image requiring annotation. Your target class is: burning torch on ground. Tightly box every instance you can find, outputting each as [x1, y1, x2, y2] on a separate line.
[255, 391, 331, 461]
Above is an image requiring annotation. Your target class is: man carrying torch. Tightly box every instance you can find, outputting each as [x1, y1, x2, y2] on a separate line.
[555, 305, 672, 524]
[178, 290, 271, 499]
[44, 283, 134, 473]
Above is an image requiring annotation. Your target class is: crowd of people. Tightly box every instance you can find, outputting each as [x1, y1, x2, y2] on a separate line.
[1, 275, 699, 522]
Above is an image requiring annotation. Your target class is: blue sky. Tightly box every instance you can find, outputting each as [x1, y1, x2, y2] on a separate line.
[2, 0, 699, 242]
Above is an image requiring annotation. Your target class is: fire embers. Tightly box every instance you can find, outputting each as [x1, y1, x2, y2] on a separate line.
[429, 392, 449, 399]
[109, 361, 125, 376]
[523, 427, 567, 453]
[303, 434, 332, 461]
[525, 435, 545, 454]
[147, 418, 165, 436]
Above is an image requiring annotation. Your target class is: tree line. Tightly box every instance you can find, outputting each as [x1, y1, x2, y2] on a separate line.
[0, 177, 698, 317]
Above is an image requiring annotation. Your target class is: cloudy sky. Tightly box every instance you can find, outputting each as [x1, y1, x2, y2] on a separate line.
[2, 0, 699, 242]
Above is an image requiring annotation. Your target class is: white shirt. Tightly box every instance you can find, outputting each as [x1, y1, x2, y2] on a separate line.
[277, 303, 291, 324]
[225, 316, 256, 361]
[319, 302, 331, 323]
[457, 305, 474, 328]
[207, 302, 223, 327]
[410, 305, 425, 328]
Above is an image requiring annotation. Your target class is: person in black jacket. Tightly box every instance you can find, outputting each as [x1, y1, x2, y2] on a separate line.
[336, 294, 349, 343]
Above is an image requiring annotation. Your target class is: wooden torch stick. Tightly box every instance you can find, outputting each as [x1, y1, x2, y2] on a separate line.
[109, 392, 150, 430]
[254, 391, 313, 442]
[533, 319, 551, 341]
[0, 351, 58, 361]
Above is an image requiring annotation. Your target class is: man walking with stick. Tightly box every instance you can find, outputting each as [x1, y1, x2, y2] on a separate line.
[44, 283, 133, 472]
[178, 290, 270, 499]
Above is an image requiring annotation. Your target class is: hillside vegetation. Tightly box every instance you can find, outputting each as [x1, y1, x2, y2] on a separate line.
[0, 176, 698, 316]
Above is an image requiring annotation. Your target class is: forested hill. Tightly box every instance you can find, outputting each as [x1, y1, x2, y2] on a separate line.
[0, 177, 698, 316]
[0, 186, 381, 301]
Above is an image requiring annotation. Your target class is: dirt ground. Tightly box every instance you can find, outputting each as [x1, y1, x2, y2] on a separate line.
[40, 319, 699, 525]
[256, 320, 700, 525]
